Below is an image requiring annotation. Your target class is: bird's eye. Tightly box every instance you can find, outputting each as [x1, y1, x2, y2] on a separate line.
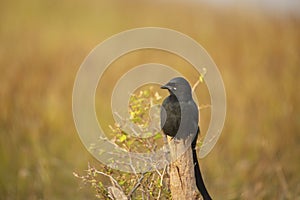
[173, 87, 177, 90]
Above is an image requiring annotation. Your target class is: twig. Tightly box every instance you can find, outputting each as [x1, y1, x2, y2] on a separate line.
[90, 164, 123, 191]
[156, 164, 167, 199]
[128, 173, 146, 198]
[192, 79, 201, 92]
[192, 69, 207, 92]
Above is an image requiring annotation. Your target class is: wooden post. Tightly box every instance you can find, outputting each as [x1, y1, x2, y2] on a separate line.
[168, 137, 202, 200]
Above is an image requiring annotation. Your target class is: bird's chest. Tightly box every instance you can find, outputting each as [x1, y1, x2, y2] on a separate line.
[162, 101, 181, 137]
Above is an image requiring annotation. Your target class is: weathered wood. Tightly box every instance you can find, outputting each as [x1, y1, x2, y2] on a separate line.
[168, 137, 202, 200]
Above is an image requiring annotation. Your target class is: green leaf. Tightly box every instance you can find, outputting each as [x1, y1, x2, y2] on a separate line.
[199, 74, 204, 83]
[119, 135, 127, 142]
[119, 180, 126, 186]
[154, 133, 162, 140]
[143, 89, 150, 97]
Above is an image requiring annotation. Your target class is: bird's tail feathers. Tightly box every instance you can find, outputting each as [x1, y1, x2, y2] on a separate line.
[192, 133, 212, 200]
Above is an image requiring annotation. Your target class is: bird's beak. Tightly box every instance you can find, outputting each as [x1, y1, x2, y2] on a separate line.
[161, 84, 170, 90]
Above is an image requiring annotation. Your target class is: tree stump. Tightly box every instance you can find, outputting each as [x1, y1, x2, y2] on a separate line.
[168, 137, 202, 200]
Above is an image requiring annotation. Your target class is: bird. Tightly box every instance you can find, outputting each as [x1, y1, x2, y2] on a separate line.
[160, 77, 212, 200]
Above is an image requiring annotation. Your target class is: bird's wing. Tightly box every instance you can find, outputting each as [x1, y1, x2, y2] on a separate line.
[175, 100, 199, 139]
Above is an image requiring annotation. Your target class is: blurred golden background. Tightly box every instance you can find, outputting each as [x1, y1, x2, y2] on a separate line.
[0, 0, 299, 199]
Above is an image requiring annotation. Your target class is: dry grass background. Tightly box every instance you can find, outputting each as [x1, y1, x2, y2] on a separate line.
[0, 0, 299, 199]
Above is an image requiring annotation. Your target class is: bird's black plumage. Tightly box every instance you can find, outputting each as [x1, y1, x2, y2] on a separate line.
[160, 77, 212, 200]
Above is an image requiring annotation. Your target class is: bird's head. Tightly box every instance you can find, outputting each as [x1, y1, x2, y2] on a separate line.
[161, 77, 192, 101]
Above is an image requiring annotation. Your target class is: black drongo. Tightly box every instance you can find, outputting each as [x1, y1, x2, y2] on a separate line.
[161, 77, 212, 200]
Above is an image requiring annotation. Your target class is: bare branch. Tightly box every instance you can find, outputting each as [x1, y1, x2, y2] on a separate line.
[128, 173, 146, 198]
